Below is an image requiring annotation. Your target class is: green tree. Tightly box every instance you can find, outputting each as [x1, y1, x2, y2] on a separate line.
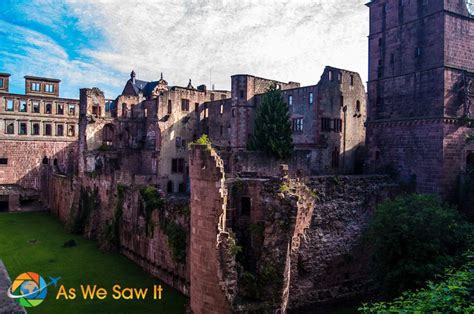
[365, 194, 474, 296]
[248, 83, 294, 159]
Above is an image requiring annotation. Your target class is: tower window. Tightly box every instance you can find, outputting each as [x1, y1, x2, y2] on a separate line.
[288, 95, 293, 106]
[239, 90, 244, 99]
[167, 99, 172, 114]
[220, 104, 224, 115]
[45, 84, 54, 93]
[350, 75, 354, 86]
[328, 70, 333, 81]
[309, 92, 314, 105]
[181, 99, 190, 111]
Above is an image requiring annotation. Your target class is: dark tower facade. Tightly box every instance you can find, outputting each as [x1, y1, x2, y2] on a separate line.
[366, 0, 474, 198]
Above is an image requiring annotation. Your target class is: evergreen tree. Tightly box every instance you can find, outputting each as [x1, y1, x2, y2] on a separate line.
[248, 83, 294, 159]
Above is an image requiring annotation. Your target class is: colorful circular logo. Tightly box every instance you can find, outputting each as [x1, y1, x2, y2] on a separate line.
[7, 272, 48, 307]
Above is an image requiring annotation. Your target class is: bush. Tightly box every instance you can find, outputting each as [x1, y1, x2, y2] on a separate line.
[359, 258, 474, 313]
[365, 194, 474, 296]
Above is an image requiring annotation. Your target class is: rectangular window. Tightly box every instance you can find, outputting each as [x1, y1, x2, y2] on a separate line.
[20, 100, 27, 112]
[6, 99, 14, 111]
[31, 82, 40, 92]
[181, 99, 189, 111]
[68, 104, 75, 115]
[67, 125, 75, 137]
[45, 103, 52, 114]
[19, 122, 27, 135]
[350, 75, 354, 86]
[44, 124, 52, 136]
[331, 147, 340, 168]
[56, 124, 64, 136]
[415, 47, 422, 57]
[32, 123, 40, 135]
[0, 78, 3, 88]
[0, 158, 7, 165]
[171, 158, 185, 173]
[45, 84, 54, 93]
[105, 101, 110, 113]
[32, 101, 40, 113]
[321, 117, 332, 132]
[334, 119, 343, 132]
[309, 92, 313, 105]
[338, 73, 342, 83]
[288, 95, 293, 106]
[239, 90, 244, 99]
[175, 136, 182, 148]
[57, 103, 64, 115]
[293, 118, 303, 132]
[5, 121, 14, 134]
[167, 100, 172, 114]
[220, 103, 224, 115]
[328, 70, 333, 81]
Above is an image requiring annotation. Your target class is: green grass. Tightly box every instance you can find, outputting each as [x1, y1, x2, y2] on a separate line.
[0, 212, 186, 313]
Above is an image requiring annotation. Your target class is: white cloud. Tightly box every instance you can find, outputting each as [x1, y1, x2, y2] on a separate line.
[66, 0, 369, 91]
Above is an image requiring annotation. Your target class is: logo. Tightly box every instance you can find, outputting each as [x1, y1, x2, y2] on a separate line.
[7, 272, 60, 307]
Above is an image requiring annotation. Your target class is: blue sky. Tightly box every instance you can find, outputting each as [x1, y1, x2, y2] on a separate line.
[0, 0, 369, 99]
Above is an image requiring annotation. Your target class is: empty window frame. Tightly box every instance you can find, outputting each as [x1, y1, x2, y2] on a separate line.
[350, 75, 354, 86]
[5, 121, 14, 134]
[31, 82, 40, 92]
[0, 158, 7, 165]
[167, 99, 172, 114]
[56, 124, 64, 136]
[181, 99, 190, 111]
[293, 118, 303, 132]
[6, 99, 14, 111]
[57, 103, 64, 115]
[20, 100, 27, 112]
[67, 125, 75, 137]
[288, 95, 293, 106]
[309, 92, 314, 105]
[44, 123, 52, 136]
[0, 78, 3, 88]
[32, 101, 40, 113]
[45, 103, 52, 114]
[32, 123, 40, 135]
[18, 122, 27, 135]
[68, 104, 75, 115]
[45, 84, 54, 93]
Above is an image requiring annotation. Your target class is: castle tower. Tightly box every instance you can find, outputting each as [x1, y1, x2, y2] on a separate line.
[366, 0, 474, 198]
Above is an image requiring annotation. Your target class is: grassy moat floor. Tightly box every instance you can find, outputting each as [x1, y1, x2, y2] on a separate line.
[0, 211, 186, 313]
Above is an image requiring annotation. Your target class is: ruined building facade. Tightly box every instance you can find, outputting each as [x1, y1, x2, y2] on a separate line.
[0, 74, 79, 211]
[365, 0, 474, 198]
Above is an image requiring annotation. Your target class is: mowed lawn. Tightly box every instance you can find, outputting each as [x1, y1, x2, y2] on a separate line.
[0, 212, 186, 314]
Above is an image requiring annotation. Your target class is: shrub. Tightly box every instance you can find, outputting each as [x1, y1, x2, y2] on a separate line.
[359, 258, 474, 313]
[365, 194, 474, 296]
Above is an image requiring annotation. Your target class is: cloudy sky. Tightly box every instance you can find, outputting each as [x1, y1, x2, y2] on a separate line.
[0, 0, 369, 99]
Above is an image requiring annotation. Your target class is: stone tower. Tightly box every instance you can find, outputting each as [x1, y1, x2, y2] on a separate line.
[366, 0, 474, 198]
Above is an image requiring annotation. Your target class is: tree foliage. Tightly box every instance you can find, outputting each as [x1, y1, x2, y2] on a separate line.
[247, 83, 294, 159]
[365, 194, 474, 296]
[359, 258, 474, 313]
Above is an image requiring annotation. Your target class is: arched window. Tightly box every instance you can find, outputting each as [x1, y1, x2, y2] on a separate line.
[42, 157, 49, 165]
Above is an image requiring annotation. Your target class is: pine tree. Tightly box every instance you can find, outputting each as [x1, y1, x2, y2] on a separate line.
[248, 83, 294, 159]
